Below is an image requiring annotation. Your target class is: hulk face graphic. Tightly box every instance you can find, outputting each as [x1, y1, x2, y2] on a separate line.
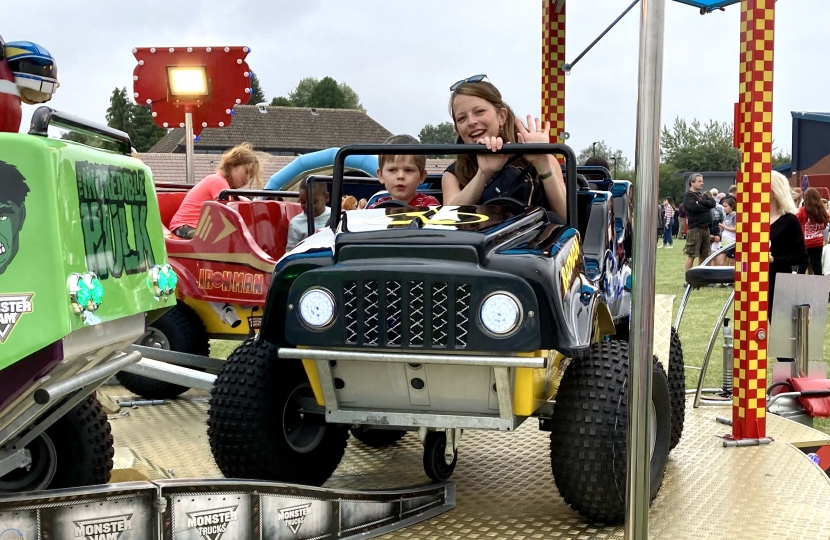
[0, 161, 29, 275]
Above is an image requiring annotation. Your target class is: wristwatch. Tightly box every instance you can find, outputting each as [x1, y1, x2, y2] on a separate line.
[538, 170, 553, 180]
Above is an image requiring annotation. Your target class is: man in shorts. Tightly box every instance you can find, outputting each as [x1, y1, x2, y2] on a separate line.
[682, 173, 716, 272]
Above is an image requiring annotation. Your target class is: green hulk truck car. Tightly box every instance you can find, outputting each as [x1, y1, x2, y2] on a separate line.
[0, 107, 176, 493]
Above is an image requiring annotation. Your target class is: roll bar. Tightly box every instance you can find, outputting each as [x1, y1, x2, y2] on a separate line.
[28, 106, 133, 156]
[329, 143, 578, 231]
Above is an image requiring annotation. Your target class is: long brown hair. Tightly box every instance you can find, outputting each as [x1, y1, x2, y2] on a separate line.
[803, 187, 828, 224]
[448, 81, 527, 187]
[217, 142, 262, 189]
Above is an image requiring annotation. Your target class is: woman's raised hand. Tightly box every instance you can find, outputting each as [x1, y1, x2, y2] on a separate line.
[516, 115, 553, 170]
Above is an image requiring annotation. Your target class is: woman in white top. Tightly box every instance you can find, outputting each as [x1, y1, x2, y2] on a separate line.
[716, 196, 737, 266]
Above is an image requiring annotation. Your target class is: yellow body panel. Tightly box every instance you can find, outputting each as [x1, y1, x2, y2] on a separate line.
[183, 297, 262, 337]
[513, 350, 564, 416]
[302, 358, 326, 406]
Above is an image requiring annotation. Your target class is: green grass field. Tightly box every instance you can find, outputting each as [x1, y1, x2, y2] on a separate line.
[208, 239, 830, 434]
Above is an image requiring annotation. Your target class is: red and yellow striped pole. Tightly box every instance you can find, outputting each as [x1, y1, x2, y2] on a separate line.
[731, 0, 775, 440]
[542, 0, 566, 143]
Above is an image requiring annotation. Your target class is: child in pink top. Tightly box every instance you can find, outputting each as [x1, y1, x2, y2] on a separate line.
[169, 142, 261, 238]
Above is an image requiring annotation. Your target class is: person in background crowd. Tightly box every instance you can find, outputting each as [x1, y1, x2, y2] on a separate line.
[729, 184, 737, 198]
[659, 197, 675, 248]
[677, 202, 687, 239]
[769, 170, 807, 319]
[683, 173, 716, 273]
[716, 196, 737, 268]
[796, 187, 830, 275]
[709, 188, 725, 256]
[792, 187, 803, 208]
[657, 201, 665, 245]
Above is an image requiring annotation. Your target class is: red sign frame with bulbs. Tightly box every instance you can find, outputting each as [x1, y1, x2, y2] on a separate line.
[132, 46, 252, 136]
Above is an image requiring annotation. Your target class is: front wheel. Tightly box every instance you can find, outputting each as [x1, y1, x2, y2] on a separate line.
[117, 303, 210, 399]
[549, 340, 670, 524]
[207, 338, 348, 485]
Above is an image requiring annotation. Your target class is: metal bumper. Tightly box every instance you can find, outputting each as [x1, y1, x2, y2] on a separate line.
[281, 348, 553, 432]
[278, 348, 548, 368]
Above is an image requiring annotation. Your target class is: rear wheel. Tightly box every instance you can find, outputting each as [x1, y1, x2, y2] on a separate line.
[0, 395, 114, 493]
[117, 303, 210, 399]
[550, 340, 670, 524]
[208, 338, 348, 485]
[668, 328, 685, 451]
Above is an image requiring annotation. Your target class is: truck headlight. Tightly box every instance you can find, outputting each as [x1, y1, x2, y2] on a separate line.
[68, 272, 104, 313]
[147, 264, 178, 297]
[479, 292, 521, 337]
[298, 288, 336, 329]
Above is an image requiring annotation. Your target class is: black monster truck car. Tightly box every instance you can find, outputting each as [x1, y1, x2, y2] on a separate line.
[206, 143, 684, 524]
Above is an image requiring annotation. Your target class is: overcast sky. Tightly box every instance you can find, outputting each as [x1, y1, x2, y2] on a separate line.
[10, 0, 830, 162]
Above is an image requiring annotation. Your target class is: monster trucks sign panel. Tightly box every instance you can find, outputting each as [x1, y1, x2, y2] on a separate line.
[0, 132, 175, 368]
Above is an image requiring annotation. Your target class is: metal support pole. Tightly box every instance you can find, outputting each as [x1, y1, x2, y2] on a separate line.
[794, 304, 810, 378]
[626, 0, 665, 537]
[731, 0, 775, 440]
[542, 0, 567, 143]
[185, 110, 195, 184]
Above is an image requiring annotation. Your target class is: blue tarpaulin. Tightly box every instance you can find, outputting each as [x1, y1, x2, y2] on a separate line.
[671, 0, 741, 9]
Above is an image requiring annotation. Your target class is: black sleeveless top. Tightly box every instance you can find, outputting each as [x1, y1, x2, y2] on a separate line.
[445, 159, 545, 207]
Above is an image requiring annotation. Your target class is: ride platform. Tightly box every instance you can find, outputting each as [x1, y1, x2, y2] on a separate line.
[104, 386, 830, 540]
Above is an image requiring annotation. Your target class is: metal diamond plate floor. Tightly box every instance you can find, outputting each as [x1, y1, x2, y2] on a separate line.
[104, 387, 830, 540]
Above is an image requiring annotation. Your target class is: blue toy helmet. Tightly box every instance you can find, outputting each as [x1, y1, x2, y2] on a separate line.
[4, 41, 59, 105]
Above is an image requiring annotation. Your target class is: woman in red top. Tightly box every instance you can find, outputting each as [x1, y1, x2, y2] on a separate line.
[796, 187, 830, 274]
[168, 142, 262, 238]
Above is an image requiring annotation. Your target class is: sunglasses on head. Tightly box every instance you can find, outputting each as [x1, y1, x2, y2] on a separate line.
[450, 74, 489, 91]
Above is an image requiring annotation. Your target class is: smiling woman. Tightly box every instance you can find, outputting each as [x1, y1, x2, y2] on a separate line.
[441, 77, 567, 219]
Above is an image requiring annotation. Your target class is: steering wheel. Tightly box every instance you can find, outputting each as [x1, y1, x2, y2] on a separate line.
[372, 199, 409, 209]
[480, 196, 528, 213]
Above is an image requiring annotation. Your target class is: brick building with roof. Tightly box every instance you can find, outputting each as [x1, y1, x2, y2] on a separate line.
[148, 105, 394, 155]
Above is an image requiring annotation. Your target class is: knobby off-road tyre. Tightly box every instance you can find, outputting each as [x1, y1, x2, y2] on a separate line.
[48, 395, 114, 489]
[610, 317, 686, 451]
[549, 340, 671, 524]
[350, 427, 407, 447]
[668, 328, 685, 451]
[207, 338, 348, 486]
[117, 303, 210, 399]
[0, 395, 115, 493]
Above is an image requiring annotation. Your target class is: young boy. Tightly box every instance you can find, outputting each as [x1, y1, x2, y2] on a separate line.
[367, 135, 439, 209]
[286, 182, 331, 251]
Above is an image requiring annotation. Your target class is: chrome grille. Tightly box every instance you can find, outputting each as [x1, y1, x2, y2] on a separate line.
[364, 280, 379, 345]
[409, 281, 425, 347]
[343, 281, 357, 344]
[385, 280, 402, 346]
[455, 284, 470, 349]
[342, 279, 470, 349]
[431, 282, 448, 347]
